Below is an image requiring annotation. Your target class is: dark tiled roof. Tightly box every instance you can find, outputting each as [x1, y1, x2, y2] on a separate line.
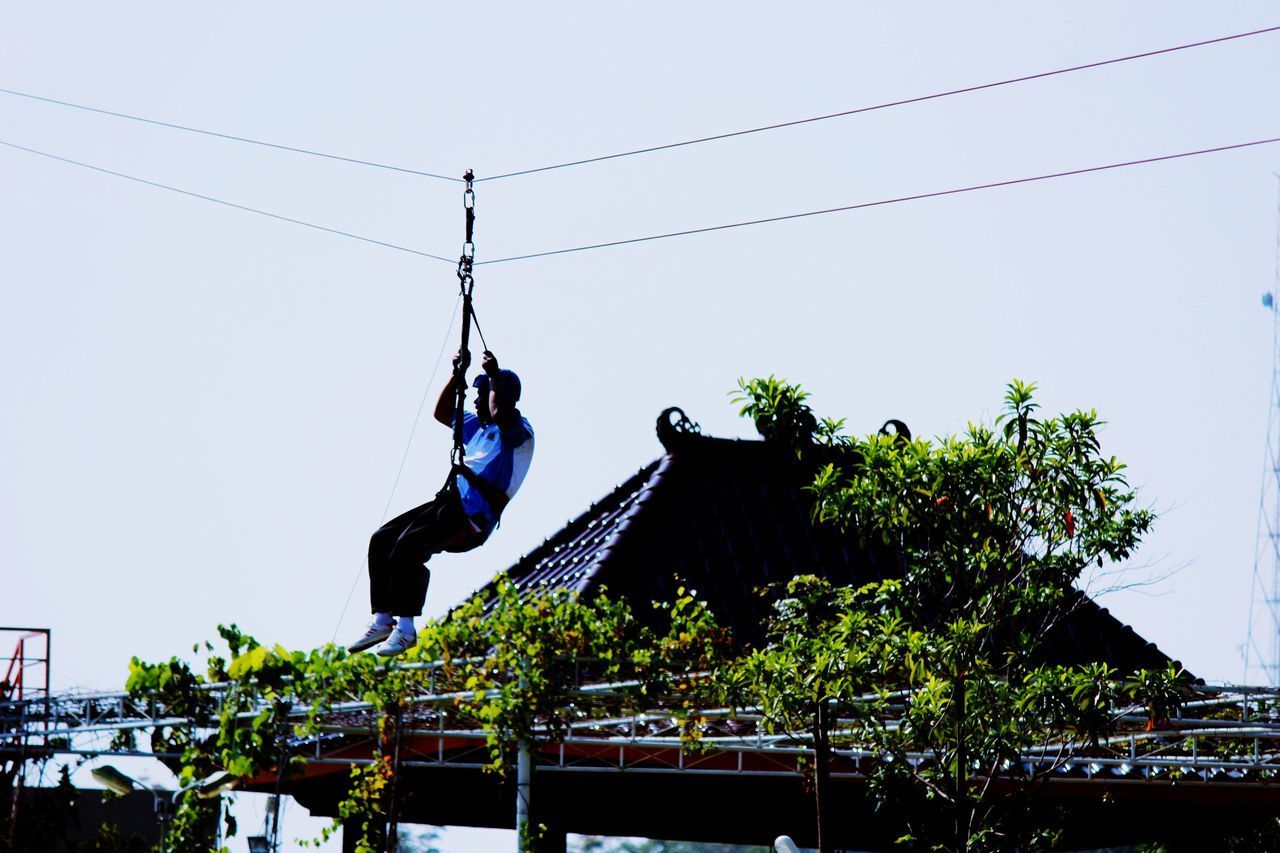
[505, 460, 662, 595]
[1042, 593, 1179, 675]
[483, 413, 1177, 673]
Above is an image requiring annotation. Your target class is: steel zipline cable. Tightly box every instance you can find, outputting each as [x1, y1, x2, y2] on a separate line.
[0, 87, 461, 183]
[0, 138, 455, 263]
[6, 136, 1280, 267]
[2, 24, 1277, 184]
[476, 136, 1280, 265]
[477, 23, 1280, 182]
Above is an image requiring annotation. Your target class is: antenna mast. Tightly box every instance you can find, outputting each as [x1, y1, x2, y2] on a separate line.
[1245, 176, 1280, 685]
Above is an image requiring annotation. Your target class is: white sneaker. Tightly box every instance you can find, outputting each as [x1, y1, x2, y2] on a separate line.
[347, 622, 393, 654]
[374, 627, 416, 658]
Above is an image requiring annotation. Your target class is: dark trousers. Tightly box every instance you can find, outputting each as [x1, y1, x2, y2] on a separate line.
[368, 488, 472, 617]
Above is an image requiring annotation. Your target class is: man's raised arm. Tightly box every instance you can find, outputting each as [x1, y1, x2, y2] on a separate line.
[482, 350, 519, 427]
[433, 349, 468, 427]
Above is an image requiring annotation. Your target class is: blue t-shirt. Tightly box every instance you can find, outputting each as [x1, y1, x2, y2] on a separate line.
[456, 411, 535, 530]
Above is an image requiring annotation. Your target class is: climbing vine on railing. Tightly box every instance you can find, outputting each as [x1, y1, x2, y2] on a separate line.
[124, 579, 732, 851]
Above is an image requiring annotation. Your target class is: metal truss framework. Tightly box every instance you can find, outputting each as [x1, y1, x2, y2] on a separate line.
[6, 661, 1280, 792]
[0, 628, 50, 706]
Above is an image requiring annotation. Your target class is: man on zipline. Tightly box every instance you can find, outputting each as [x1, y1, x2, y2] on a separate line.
[348, 348, 534, 657]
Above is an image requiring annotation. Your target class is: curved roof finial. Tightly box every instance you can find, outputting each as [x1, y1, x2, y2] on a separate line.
[656, 407, 702, 450]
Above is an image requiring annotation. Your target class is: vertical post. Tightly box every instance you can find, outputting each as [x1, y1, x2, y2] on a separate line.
[7, 699, 28, 849]
[515, 740, 532, 851]
[812, 701, 831, 853]
[954, 672, 969, 853]
[268, 793, 281, 852]
[386, 705, 405, 852]
[270, 703, 291, 853]
[43, 630, 50, 737]
[513, 651, 534, 852]
[14, 636, 24, 702]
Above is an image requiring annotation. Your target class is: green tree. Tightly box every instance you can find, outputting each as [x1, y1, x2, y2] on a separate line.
[729, 377, 1183, 852]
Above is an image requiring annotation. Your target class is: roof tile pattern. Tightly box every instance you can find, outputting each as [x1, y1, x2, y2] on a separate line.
[485, 427, 1175, 672]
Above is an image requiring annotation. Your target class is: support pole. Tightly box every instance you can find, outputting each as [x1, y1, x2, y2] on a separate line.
[515, 740, 532, 851]
[812, 701, 831, 853]
[386, 706, 405, 852]
[270, 709, 288, 853]
[6, 701, 27, 850]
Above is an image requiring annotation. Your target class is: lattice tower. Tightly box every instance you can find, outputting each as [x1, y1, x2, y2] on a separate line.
[1245, 177, 1280, 685]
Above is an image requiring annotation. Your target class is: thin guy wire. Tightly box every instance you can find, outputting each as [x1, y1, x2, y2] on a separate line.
[478, 136, 1280, 265]
[331, 293, 463, 642]
[0, 87, 460, 182]
[479, 23, 1280, 182]
[0, 139, 455, 263]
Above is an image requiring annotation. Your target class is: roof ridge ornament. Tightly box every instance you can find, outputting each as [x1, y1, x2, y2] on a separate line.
[656, 407, 702, 450]
[878, 419, 912, 443]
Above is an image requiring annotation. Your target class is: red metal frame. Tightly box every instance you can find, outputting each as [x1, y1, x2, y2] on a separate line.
[0, 628, 50, 705]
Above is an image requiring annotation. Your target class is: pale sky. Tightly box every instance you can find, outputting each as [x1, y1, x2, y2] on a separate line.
[5, 3, 1280, 849]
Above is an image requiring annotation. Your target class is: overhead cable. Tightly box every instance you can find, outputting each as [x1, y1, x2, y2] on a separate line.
[477, 136, 1280, 265]
[6, 136, 1278, 267]
[0, 139, 454, 262]
[480, 23, 1280, 182]
[4, 25, 1275, 188]
[0, 87, 460, 182]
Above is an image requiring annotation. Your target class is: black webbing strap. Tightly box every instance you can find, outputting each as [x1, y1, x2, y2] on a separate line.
[452, 462, 511, 519]
[445, 169, 505, 526]
[451, 170, 477, 466]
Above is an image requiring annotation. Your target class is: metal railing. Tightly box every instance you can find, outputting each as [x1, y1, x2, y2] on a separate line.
[5, 666, 1280, 787]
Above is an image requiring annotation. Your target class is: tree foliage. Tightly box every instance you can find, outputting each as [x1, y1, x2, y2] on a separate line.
[728, 377, 1183, 851]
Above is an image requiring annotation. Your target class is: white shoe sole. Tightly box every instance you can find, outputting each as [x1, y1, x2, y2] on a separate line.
[347, 626, 393, 653]
[375, 640, 413, 658]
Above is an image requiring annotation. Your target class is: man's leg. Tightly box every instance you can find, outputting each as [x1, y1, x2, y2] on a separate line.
[367, 501, 434, 617]
[356, 490, 475, 656]
[351, 499, 449, 653]
[381, 492, 470, 618]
